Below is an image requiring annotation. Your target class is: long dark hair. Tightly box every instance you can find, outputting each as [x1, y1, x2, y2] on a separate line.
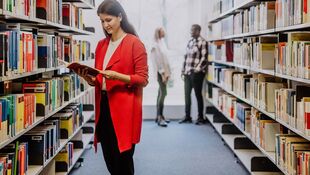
[97, 0, 137, 37]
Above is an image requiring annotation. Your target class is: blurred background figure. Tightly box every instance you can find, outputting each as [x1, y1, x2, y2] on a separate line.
[151, 27, 171, 127]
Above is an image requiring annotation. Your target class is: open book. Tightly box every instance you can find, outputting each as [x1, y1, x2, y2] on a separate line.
[58, 59, 104, 77]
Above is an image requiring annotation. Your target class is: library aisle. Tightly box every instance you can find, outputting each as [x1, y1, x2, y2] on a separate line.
[71, 121, 248, 175]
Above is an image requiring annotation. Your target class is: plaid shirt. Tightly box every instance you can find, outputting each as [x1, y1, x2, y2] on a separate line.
[182, 36, 208, 75]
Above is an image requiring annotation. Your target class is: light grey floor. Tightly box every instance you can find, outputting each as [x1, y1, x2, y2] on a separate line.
[71, 121, 249, 175]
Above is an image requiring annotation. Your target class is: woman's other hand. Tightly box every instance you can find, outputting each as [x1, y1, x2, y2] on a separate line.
[77, 68, 96, 86]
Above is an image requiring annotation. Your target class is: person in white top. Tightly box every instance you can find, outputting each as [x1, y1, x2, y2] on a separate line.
[151, 27, 171, 127]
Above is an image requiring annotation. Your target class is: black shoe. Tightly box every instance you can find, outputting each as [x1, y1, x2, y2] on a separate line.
[195, 117, 207, 125]
[179, 117, 192, 124]
[157, 118, 168, 127]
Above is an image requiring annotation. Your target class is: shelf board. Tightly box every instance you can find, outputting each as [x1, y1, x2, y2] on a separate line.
[34, 111, 94, 175]
[0, 10, 93, 35]
[205, 100, 287, 175]
[66, 134, 94, 174]
[207, 28, 276, 42]
[2, 10, 32, 21]
[63, 0, 95, 9]
[28, 165, 43, 175]
[0, 116, 45, 150]
[0, 59, 94, 82]
[208, 79, 310, 141]
[208, 0, 258, 24]
[275, 23, 310, 32]
[275, 73, 310, 84]
[0, 87, 93, 152]
[55, 134, 94, 175]
[211, 60, 310, 84]
[209, 80, 275, 119]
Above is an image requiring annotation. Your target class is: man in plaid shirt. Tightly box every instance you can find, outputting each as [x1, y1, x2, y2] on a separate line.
[179, 24, 208, 125]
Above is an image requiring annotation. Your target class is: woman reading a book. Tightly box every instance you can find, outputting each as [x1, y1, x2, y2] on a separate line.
[76, 0, 148, 174]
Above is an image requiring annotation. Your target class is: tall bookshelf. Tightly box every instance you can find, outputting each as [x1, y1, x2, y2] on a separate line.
[206, 0, 310, 175]
[0, 0, 96, 174]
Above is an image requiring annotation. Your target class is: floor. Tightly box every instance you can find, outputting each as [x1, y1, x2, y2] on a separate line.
[70, 121, 249, 175]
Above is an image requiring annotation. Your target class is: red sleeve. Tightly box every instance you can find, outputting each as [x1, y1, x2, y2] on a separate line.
[129, 40, 149, 87]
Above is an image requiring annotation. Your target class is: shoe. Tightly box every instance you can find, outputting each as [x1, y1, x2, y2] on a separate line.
[195, 117, 207, 125]
[155, 116, 160, 123]
[157, 118, 168, 127]
[179, 117, 192, 124]
[162, 116, 170, 123]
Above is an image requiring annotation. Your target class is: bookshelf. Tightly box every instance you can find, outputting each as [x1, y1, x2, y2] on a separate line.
[0, 0, 96, 174]
[206, 0, 310, 174]
[205, 98, 285, 174]
[28, 111, 94, 175]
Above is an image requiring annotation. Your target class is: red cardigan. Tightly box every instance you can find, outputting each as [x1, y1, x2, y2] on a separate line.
[93, 34, 148, 153]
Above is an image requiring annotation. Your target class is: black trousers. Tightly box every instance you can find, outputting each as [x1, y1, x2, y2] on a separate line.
[156, 72, 167, 116]
[96, 91, 135, 175]
[184, 72, 205, 118]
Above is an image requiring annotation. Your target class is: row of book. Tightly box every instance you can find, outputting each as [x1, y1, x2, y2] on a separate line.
[1, 0, 86, 30]
[235, 2, 276, 35]
[22, 102, 83, 166]
[212, 87, 282, 152]
[0, 101, 87, 175]
[0, 141, 28, 175]
[208, 32, 310, 80]
[0, 94, 36, 142]
[275, 0, 310, 28]
[209, 64, 310, 137]
[210, 1, 276, 38]
[55, 142, 74, 173]
[0, 28, 91, 77]
[209, 0, 248, 21]
[209, 0, 310, 40]
[211, 86, 310, 174]
[0, 73, 91, 144]
[275, 85, 310, 136]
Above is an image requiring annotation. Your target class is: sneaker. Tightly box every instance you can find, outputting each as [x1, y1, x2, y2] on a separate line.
[195, 117, 207, 125]
[155, 115, 160, 123]
[157, 118, 168, 127]
[162, 116, 170, 123]
[179, 117, 192, 124]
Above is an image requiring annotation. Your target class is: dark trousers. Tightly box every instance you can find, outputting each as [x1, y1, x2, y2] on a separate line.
[96, 91, 135, 175]
[184, 72, 205, 118]
[156, 72, 167, 116]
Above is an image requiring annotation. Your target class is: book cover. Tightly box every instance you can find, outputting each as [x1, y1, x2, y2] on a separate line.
[58, 59, 103, 77]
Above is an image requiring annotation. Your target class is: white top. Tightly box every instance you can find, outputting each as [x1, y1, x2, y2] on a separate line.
[102, 34, 126, 90]
[150, 38, 171, 76]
